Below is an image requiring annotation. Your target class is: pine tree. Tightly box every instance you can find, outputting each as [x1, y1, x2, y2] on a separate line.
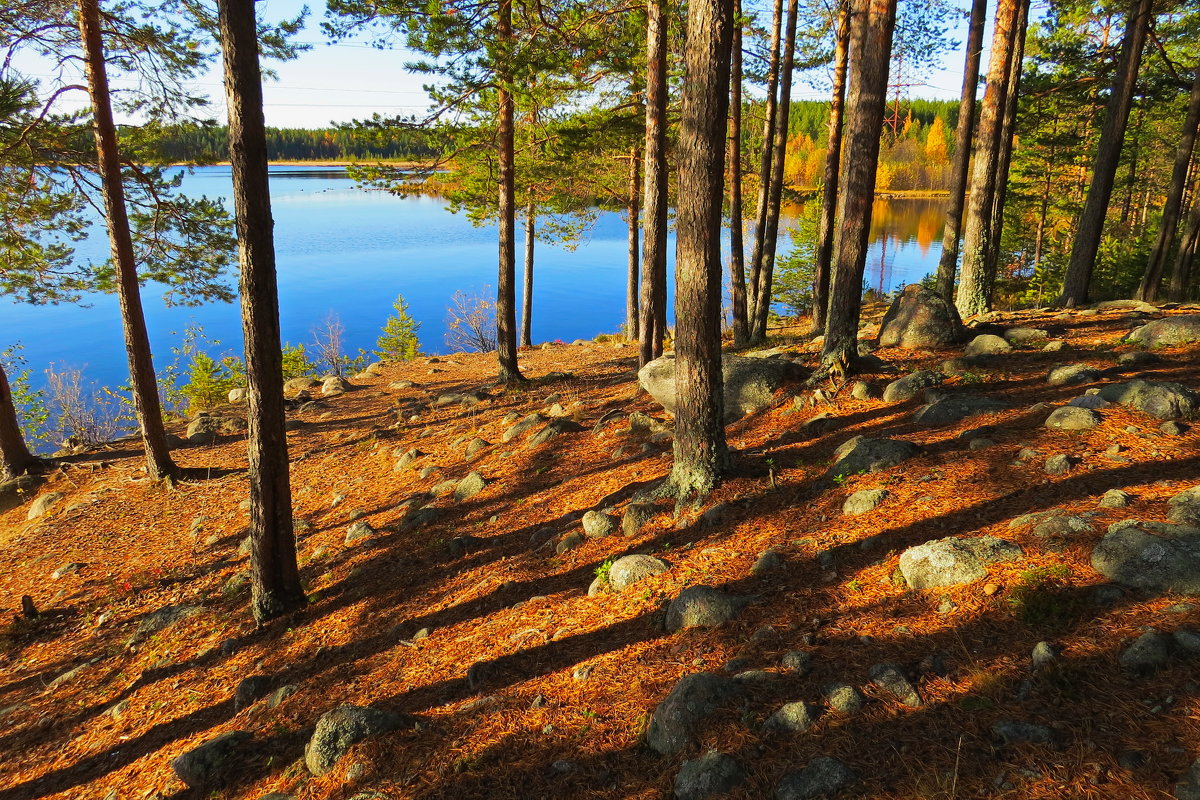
[376, 295, 423, 361]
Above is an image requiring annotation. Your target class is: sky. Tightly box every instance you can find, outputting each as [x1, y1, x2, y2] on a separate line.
[13, 0, 981, 130]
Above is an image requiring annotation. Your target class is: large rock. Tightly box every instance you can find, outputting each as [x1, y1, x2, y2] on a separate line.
[186, 415, 244, 445]
[171, 730, 252, 788]
[1004, 327, 1049, 346]
[1044, 406, 1100, 431]
[882, 370, 945, 403]
[321, 376, 351, 396]
[608, 555, 669, 591]
[963, 334, 1011, 357]
[1126, 315, 1200, 347]
[898, 536, 1023, 589]
[1098, 379, 1199, 419]
[0, 474, 41, 514]
[284, 376, 320, 394]
[876, 284, 962, 349]
[775, 756, 857, 800]
[764, 701, 821, 733]
[674, 751, 746, 800]
[27, 491, 64, 520]
[843, 489, 888, 516]
[304, 705, 414, 776]
[827, 436, 919, 478]
[645, 673, 739, 755]
[869, 663, 921, 707]
[526, 418, 584, 448]
[639, 355, 803, 421]
[665, 586, 750, 631]
[912, 395, 1009, 425]
[1091, 520, 1200, 594]
[1047, 363, 1103, 386]
[453, 471, 487, 501]
[502, 413, 546, 442]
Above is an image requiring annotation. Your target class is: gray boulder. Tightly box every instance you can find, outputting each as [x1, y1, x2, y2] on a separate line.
[1119, 629, 1172, 675]
[1126, 314, 1200, 347]
[666, 586, 750, 632]
[284, 376, 320, 394]
[608, 555, 669, 591]
[345, 521, 375, 546]
[963, 334, 1011, 357]
[645, 673, 739, 755]
[674, 751, 746, 800]
[913, 395, 1009, 425]
[321, 376, 351, 395]
[1098, 379, 1199, 420]
[764, 701, 821, 733]
[899, 536, 1022, 589]
[823, 683, 865, 713]
[1169, 487, 1200, 525]
[453, 471, 487, 501]
[172, 730, 252, 788]
[1175, 758, 1200, 800]
[1047, 363, 1103, 386]
[828, 436, 918, 478]
[186, 415, 243, 445]
[623, 502, 655, 536]
[304, 705, 414, 776]
[1091, 520, 1200, 594]
[527, 418, 584, 448]
[882, 370, 945, 403]
[1044, 406, 1100, 431]
[876, 284, 963, 349]
[502, 413, 546, 442]
[775, 756, 857, 800]
[843, 489, 888, 516]
[27, 491, 64, 520]
[1004, 327, 1049, 346]
[639, 354, 803, 421]
[869, 663, 921, 707]
[582, 510, 618, 539]
[0, 474, 41, 514]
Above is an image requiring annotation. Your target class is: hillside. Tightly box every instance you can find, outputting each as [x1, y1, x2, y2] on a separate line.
[4, 304, 1200, 800]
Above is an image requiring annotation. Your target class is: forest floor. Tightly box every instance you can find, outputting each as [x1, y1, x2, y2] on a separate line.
[2, 302, 1200, 800]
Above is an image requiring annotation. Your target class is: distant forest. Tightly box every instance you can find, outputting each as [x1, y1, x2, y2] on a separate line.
[146, 123, 441, 162]
[147, 99, 959, 192]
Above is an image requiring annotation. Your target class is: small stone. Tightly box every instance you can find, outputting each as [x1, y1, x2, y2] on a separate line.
[1047, 363, 1102, 387]
[868, 663, 921, 707]
[50, 562, 84, 579]
[842, 489, 888, 516]
[234, 675, 272, 711]
[752, 548, 784, 574]
[304, 705, 414, 776]
[172, 730, 252, 788]
[823, 683, 864, 714]
[775, 756, 857, 800]
[764, 701, 820, 733]
[344, 520, 375, 546]
[665, 586, 749, 632]
[1162, 421, 1189, 436]
[992, 720, 1058, 746]
[1119, 630, 1172, 675]
[1100, 489, 1132, 508]
[555, 531, 585, 554]
[453, 471, 487, 501]
[582, 510, 618, 538]
[622, 502, 655, 536]
[1173, 629, 1200, 656]
[781, 650, 814, 675]
[964, 334, 1011, 356]
[1045, 406, 1100, 431]
[674, 751, 746, 800]
[1031, 642, 1057, 668]
[1044, 454, 1077, 475]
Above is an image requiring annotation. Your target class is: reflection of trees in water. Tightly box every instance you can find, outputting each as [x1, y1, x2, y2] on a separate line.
[779, 198, 950, 295]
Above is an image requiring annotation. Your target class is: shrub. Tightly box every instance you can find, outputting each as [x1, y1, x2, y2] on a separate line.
[445, 288, 497, 353]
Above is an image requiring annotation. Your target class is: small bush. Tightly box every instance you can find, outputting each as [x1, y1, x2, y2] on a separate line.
[376, 294, 423, 361]
[445, 288, 497, 353]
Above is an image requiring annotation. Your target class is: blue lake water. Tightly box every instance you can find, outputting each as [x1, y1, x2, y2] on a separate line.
[2, 166, 947, 392]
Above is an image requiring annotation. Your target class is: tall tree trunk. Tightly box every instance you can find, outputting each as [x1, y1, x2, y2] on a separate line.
[729, 0, 749, 346]
[954, 0, 1020, 316]
[521, 200, 535, 348]
[818, 0, 897, 378]
[639, 0, 669, 367]
[626, 147, 641, 340]
[1119, 105, 1145, 226]
[812, 3, 850, 335]
[1139, 66, 1200, 301]
[747, 0, 784, 325]
[0, 364, 42, 479]
[666, 0, 733, 499]
[218, 0, 306, 624]
[750, 0, 799, 343]
[1058, 0, 1153, 307]
[983, 0, 1028, 299]
[1170, 183, 1200, 301]
[495, 0, 523, 382]
[934, 0, 986, 299]
[77, 0, 175, 481]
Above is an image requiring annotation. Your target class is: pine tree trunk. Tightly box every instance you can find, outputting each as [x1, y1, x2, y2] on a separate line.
[521, 201, 535, 348]
[729, 0, 749, 347]
[1170, 185, 1200, 301]
[954, 0, 1019, 316]
[666, 0, 733, 499]
[0, 364, 42, 480]
[1058, 0, 1152, 307]
[750, 0, 799, 343]
[218, 0, 306, 624]
[639, 0, 669, 367]
[495, 0, 524, 382]
[1139, 66, 1200, 301]
[818, 0, 897, 378]
[934, 0, 986, 299]
[627, 148, 641, 340]
[812, 3, 850, 334]
[747, 0, 783, 325]
[78, 0, 175, 481]
[983, 0, 1028, 297]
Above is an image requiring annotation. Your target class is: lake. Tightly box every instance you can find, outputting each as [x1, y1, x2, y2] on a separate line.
[2, 166, 948, 393]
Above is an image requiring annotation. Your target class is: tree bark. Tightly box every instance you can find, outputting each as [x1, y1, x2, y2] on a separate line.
[1170, 182, 1200, 301]
[934, 0, 986, 299]
[218, 0, 306, 624]
[818, 0, 897, 378]
[954, 0, 1019, 316]
[983, 0, 1028, 297]
[77, 0, 175, 481]
[521, 200, 535, 348]
[626, 147, 641, 340]
[639, 0, 669, 367]
[750, 0, 799, 343]
[1139, 66, 1200, 301]
[747, 0, 783, 325]
[1058, 0, 1153, 307]
[812, 3, 850, 334]
[728, 0, 749, 346]
[666, 0, 733, 499]
[495, 0, 524, 382]
[0, 364, 42, 480]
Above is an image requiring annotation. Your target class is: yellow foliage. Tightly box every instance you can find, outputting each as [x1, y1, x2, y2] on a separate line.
[924, 116, 948, 163]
